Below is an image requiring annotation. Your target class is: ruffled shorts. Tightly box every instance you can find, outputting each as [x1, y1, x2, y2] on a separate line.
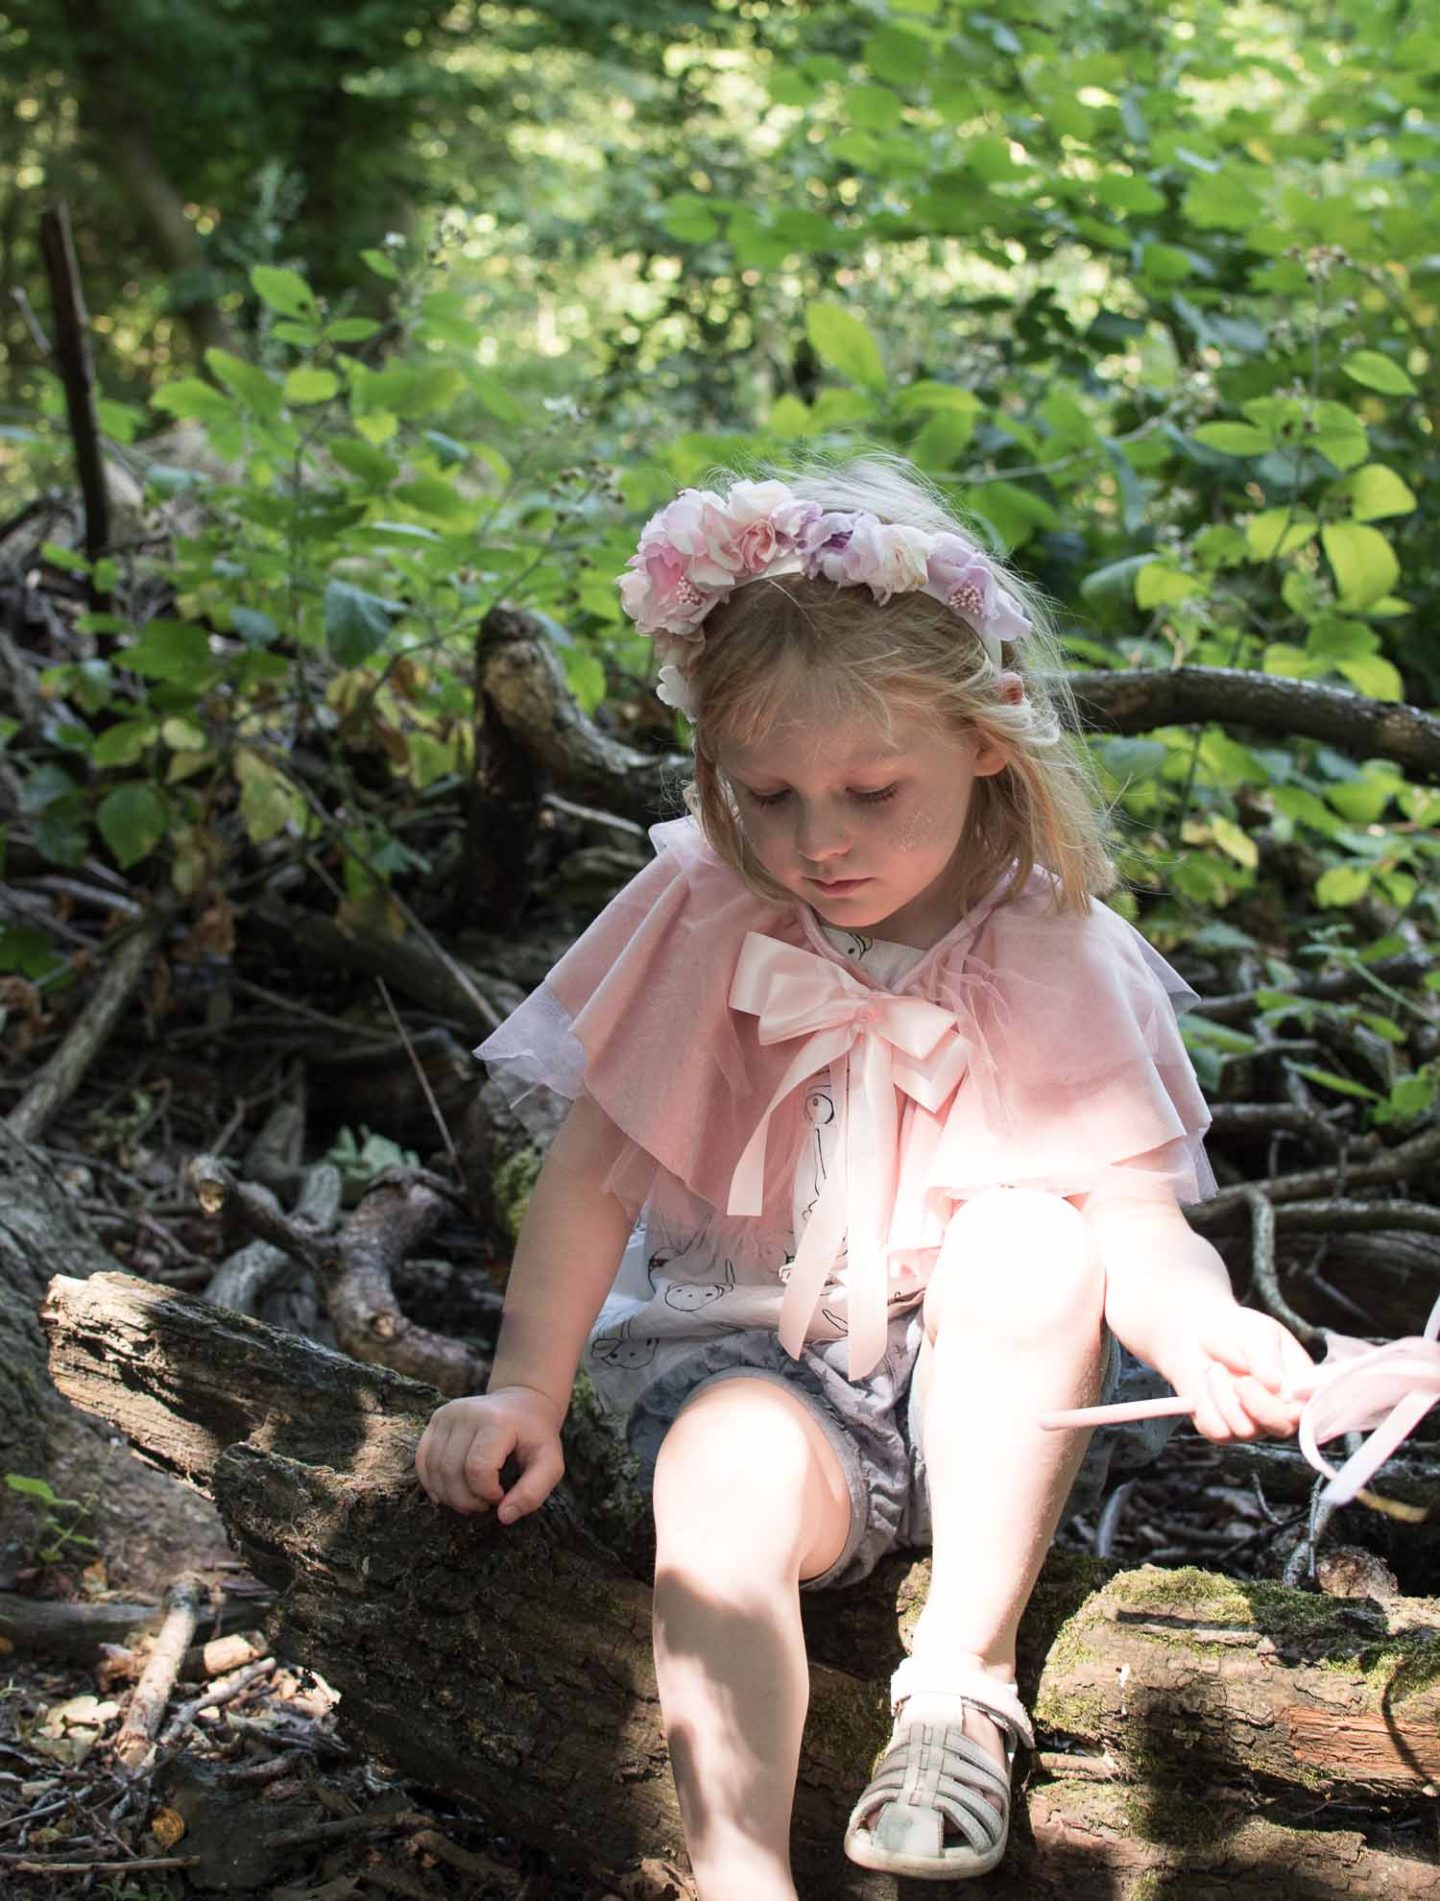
[624, 1310, 1178, 1592]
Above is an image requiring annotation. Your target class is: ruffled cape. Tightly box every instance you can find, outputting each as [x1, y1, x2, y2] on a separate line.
[477, 815, 1215, 1371]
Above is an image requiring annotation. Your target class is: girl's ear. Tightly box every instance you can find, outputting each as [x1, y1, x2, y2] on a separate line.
[996, 669, 1025, 705]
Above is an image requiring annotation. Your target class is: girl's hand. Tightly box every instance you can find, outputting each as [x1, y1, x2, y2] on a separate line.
[415, 1385, 565, 1522]
[1155, 1302, 1318, 1445]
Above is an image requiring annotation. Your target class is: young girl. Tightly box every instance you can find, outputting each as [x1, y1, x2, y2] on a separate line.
[415, 456, 1317, 1892]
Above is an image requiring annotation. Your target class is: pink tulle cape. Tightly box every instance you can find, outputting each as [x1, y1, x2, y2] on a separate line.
[475, 816, 1216, 1295]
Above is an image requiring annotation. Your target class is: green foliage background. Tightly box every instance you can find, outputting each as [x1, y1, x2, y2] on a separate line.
[1, 0, 1436, 1125]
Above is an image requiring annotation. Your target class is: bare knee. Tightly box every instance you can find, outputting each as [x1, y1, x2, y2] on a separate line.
[651, 1378, 850, 1583]
[925, 1188, 1104, 1347]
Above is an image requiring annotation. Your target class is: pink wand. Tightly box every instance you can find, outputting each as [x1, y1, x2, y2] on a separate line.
[1040, 1395, 1196, 1432]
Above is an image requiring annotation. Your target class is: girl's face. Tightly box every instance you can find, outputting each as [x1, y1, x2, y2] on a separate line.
[714, 696, 1010, 949]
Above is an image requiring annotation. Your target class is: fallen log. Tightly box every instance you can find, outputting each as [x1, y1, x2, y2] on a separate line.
[41, 1272, 1440, 1895]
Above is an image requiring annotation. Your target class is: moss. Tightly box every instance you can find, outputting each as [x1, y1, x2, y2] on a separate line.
[492, 1144, 542, 1243]
[1314, 1629, 1440, 1704]
[806, 1676, 890, 1769]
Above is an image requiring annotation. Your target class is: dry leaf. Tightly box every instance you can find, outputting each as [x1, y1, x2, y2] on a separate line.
[150, 1805, 187, 1848]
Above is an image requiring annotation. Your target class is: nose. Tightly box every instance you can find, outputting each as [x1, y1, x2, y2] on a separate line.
[794, 805, 852, 866]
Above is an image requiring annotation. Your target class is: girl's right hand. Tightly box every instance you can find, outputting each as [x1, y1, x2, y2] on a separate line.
[414, 1385, 565, 1523]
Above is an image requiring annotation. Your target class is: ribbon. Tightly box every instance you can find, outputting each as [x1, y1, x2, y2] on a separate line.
[1298, 1289, 1440, 1507]
[726, 931, 970, 1379]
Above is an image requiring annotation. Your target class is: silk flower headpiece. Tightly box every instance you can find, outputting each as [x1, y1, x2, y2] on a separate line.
[725, 931, 971, 1379]
[618, 479, 1033, 720]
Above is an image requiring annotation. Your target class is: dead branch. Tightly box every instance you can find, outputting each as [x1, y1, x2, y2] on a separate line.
[1069, 666, 1440, 781]
[113, 1570, 205, 1769]
[5, 904, 171, 1142]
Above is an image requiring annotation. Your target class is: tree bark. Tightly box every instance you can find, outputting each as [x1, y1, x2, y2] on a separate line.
[0, 1126, 224, 1588]
[41, 1270, 1440, 1896]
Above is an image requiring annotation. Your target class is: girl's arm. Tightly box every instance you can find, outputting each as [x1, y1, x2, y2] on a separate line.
[487, 1089, 638, 1415]
[1070, 1180, 1316, 1441]
[416, 1092, 635, 1519]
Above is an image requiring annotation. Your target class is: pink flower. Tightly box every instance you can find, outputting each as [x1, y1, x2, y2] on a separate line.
[620, 533, 711, 636]
[925, 534, 1030, 643]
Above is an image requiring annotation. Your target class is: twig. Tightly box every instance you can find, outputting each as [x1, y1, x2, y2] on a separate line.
[375, 976, 461, 1176]
[157, 1653, 275, 1749]
[1189, 1121, 1440, 1229]
[189, 1155, 340, 1279]
[1243, 1186, 1325, 1348]
[5, 904, 171, 1143]
[112, 1572, 205, 1770]
[0, 1854, 200, 1873]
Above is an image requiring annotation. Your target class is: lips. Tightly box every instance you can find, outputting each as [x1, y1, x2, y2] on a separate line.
[811, 876, 869, 891]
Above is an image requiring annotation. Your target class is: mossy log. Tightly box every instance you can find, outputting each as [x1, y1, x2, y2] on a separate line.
[41, 1271, 1440, 1896]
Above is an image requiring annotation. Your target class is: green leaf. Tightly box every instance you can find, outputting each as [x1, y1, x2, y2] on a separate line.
[204, 349, 283, 422]
[324, 581, 395, 665]
[1291, 1064, 1382, 1103]
[805, 303, 886, 392]
[1342, 464, 1417, 522]
[1321, 522, 1399, 610]
[360, 247, 400, 282]
[250, 265, 318, 319]
[92, 720, 156, 767]
[467, 370, 525, 426]
[324, 317, 382, 343]
[235, 750, 301, 845]
[1337, 654, 1404, 701]
[406, 731, 456, 790]
[151, 379, 237, 429]
[1246, 510, 1318, 560]
[894, 380, 982, 416]
[1341, 351, 1417, 396]
[862, 23, 931, 85]
[658, 194, 720, 243]
[393, 475, 471, 521]
[123, 621, 214, 688]
[283, 367, 339, 406]
[230, 607, 278, 647]
[1135, 563, 1203, 608]
[96, 784, 168, 868]
[1387, 1075, 1437, 1120]
[1315, 864, 1370, 906]
[42, 541, 91, 576]
[161, 717, 206, 751]
[331, 436, 398, 487]
[1192, 423, 1272, 456]
[6, 1474, 58, 1501]
[842, 83, 903, 132]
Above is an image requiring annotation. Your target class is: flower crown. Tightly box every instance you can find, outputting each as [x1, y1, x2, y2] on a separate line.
[617, 478, 1033, 720]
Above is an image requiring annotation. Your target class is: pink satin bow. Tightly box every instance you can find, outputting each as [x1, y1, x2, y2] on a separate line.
[726, 931, 970, 1378]
[1043, 1289, 1440, 1512]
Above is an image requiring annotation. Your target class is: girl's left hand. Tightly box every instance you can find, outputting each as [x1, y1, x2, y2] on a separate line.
[1157, 1302, 1318, 1445]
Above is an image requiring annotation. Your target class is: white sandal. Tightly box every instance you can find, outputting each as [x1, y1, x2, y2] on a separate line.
[843, 1656, 1034, 1880]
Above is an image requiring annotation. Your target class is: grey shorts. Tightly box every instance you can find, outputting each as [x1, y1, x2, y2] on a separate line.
[624, 1310, 1178, 1592]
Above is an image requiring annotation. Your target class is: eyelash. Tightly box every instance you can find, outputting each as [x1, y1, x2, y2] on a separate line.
[747, 785, 900, 810]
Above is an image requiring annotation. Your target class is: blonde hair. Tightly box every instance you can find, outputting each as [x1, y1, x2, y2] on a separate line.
[674, 450, 1117, 915]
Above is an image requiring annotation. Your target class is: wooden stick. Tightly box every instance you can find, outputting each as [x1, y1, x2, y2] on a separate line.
[5, 905, 170, 1142]
[112, 1572, 204, 1770]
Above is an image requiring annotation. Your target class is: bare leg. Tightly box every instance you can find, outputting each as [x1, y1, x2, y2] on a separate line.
[909, 1191, 1108, 1792]
[651, 1376, 852, 1901]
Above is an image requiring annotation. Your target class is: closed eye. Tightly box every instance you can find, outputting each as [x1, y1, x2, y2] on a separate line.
[747, 785, 900, 809]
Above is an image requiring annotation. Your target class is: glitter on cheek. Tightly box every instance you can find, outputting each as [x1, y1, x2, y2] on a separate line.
[893, 807, 938, 853]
